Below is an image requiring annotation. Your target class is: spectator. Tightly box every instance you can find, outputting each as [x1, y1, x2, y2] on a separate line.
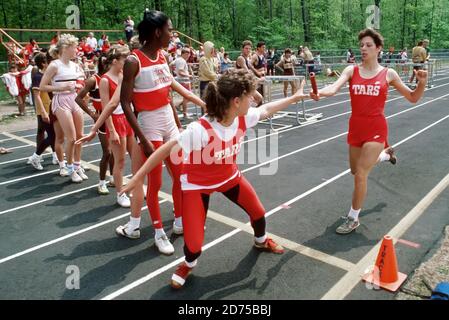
[24, 39, 39, 62]
[275, 48, 297, 98]
[266, 48, 276, 75]
[50, 34, 59, 46]
[124, 16, 135, 43]
[386, 47, 395, 64]
[314, 51, 322, 65]
[221, 52, 232, 73]
[303, 46, 314, 74]
[198, 45, 204, 58]
[86, 32, 98, 52]
[217, 47, 225, 63]
[347, 49, 355, 63]
[102, 39, 111, 53]
[198, 41, 218, 111]
[98, 34, 108, 48]
[410, 40, 427, 83]
[171, 32, 183, 46]
[173, 48, 193, 119]
[400, 48, 408, 62]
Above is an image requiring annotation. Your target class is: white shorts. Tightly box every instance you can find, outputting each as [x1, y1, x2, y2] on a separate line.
[137, 104, 179, 142]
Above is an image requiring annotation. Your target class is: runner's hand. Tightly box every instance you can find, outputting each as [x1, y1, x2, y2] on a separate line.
[140, 140, 155, 158]
[415, 70, 428, 83]
[75, 130, 96, 144]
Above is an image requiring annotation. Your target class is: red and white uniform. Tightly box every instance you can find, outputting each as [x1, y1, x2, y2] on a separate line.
[130, 49, 178, 142]
[176, 108, 267, 261]
[102, 74, 133, 138]
[130, 49, 181, 229]
[348, 65, 389, 147]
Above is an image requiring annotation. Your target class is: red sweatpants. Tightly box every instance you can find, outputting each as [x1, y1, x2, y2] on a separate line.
[143, 140, 183, 229]
[182, 174, 266, 262]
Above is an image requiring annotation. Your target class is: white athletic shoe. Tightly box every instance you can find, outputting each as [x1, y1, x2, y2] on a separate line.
[173, 220, 184, 235]
[52, 154, 59, 165]
[76, 167, 88, 180]
[29, 155, 43, 171]
[155, 234, 175, 255]
[59, 166, 70, 177]
[115, 223, 140, 239]
[116, 223, 140, 239]
[117, 193, 131, 208]
[97, 183, 109, 195]
[71, 170, 83, 183]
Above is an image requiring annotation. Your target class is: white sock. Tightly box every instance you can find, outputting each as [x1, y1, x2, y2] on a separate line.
[348, 207, 361, 221]
[67, 164, 74, 173]
[59, 161, 66, 169]
[378, 150, 391, 162]
[127, 216, 141, 231]
[174, 217, 182, 228]
[255, 234, 267, 244]
[185, 259, 197, 268]
[73, 162, 80, 171]
[99, 180, 106, 187]
[155, 228, 166, 239]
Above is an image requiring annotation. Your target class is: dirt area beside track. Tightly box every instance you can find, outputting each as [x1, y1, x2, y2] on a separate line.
[396, 226, 449, 300]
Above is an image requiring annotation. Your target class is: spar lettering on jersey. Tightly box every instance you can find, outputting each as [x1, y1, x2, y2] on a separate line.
[182, 116, 247, 187]
[213, 136, 244, 161]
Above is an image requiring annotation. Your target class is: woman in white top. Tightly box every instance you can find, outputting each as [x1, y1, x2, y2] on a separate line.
[40, 34, 87, 183]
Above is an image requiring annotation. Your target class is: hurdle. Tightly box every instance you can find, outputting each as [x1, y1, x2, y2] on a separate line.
[261, 75, 323, 130]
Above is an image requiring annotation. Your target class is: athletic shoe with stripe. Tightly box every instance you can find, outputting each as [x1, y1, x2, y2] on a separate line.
[254, 237, 284, 254]
[155, 234, 175, 255]
[171, 262, 193, 289]
[116, 223, 140, 239]
[336, 216, 360, 235]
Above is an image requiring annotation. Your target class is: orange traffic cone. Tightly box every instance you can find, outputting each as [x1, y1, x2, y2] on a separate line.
[362, 235, 407, 292]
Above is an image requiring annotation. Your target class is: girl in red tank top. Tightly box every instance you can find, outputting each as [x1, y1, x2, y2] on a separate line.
[310, 29, 428, 235]
[120, 69, 308, 289]
[75, 54, 114, 196]
[98, 45, 134, 208]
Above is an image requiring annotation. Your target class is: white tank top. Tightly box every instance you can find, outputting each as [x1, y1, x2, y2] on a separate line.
[51, 59, 79, 94]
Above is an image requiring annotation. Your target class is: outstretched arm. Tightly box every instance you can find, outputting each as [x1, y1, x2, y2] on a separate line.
[388, 68, 427, 103]
[171, 79, 206, 109]
[120, 140, 181, 194]
[311, 65, 353, 100]
[258, 80, 307, 120]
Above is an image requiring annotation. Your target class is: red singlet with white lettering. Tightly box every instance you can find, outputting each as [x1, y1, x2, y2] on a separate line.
[348, 65, 389, 147]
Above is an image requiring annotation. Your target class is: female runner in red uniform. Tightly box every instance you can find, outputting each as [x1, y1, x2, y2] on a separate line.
[311, 29, 428, 234]
[78, 10, 206, 255]
[121, 69, 308, 289]
[75, 54, 114, 195]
